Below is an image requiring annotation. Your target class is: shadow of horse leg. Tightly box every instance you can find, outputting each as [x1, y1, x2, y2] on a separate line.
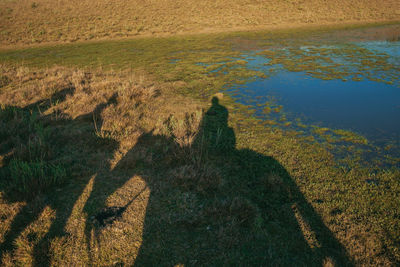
[0, 199, 44, 264]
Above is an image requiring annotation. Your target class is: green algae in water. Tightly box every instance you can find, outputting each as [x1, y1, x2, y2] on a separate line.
[224, 26, 400, 166]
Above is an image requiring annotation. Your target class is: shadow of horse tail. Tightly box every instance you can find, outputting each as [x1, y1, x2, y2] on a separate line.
[94, 186, 147, 227]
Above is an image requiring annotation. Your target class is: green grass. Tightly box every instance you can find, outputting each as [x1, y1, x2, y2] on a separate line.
[0, 105, 67, 198]
[3, 159, 66, 196]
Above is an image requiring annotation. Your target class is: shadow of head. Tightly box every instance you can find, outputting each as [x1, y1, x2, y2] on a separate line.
[26, 86, 76, 112]
[211, 96, 219, 105]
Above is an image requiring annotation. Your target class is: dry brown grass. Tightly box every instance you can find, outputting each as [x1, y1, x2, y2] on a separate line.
[0, 0, 399, 47]
[0, 64, 204, 265]
[0, 64, 200, 134]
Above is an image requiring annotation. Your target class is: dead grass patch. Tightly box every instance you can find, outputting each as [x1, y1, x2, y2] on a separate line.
[0, 0, 399, 47]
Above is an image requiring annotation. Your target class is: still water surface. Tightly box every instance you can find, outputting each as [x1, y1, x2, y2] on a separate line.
[224, 25, 400, 161]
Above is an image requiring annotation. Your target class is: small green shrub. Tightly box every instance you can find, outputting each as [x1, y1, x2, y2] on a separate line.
[2, 159, 67, 197]
[0, 105, 64, 198]
[1, 105, 53, 161]
[0, 105, 19, 121]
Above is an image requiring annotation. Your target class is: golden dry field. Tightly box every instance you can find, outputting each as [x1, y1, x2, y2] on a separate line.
[0, 0, 399, 47]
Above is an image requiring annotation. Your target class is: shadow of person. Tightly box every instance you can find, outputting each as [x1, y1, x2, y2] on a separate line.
[0, 89, 120, 266]
[129, 97, 353, 265]
[197, 96, 236, 153]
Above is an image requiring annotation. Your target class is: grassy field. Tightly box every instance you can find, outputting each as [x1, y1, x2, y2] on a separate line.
[0, 0, 399, 47]
[1, 24, 400, 265]
[0, 1, 400, 266]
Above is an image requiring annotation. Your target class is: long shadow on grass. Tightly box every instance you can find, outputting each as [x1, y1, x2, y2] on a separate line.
[0, 94, 353, 265]
[0, 89, 119, 265]
[0, 86, 76, 262]
[100, 97, 354, 266]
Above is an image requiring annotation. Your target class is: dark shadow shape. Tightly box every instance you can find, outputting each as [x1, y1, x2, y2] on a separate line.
[0, 94, 354, 266]
[196, 96, 236, 153]
[81, 130, 178, 265]
[95, 186, 147, 227]
[30, 93, 120, 266]
[0, 86, 75, 169]
[106, 97, 354, 266]
[26, 85, 76, 113]
[0, 90, 119, 266]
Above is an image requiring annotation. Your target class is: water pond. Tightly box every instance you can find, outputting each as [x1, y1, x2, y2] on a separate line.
[220, 24, 400, 165]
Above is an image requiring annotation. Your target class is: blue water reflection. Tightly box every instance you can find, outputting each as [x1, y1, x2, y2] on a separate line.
[233, 70, 400, 143]
[226, 26, 400, 160]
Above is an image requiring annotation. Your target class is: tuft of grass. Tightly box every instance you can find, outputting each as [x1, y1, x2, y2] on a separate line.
[0, 102, 64, 198]
[170, 163, 221, 193]
[2, 159, 66, 197]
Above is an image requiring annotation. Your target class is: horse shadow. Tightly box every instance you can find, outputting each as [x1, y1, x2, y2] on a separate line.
[0, 92, 353, 266]
[102, 97, 353, 266]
